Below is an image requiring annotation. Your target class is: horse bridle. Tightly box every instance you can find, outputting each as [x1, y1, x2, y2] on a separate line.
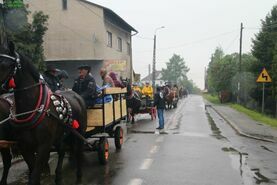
[0, 53, 21, 91]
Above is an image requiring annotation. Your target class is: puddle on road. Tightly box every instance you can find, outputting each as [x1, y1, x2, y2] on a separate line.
[251, 168, 271, 184]
[173, 131, 208, 138]
[207, 108, 273, 184]
[130, 130, 155, 134]
[222, 146, 273, 185]
[260, 145, 275, 153]
[206, 112, 227, 140]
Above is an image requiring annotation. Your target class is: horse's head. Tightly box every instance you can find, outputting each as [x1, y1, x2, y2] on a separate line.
[0, 41, 19, 88]
[0, 41, 41, 90]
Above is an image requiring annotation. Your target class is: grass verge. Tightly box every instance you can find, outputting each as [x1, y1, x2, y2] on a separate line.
[230, 104, 277, 127]
[202, 94, 220, 104]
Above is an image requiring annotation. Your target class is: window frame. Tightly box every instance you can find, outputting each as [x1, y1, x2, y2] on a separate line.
[117, 37, 122, 52]
[127, 42, 131, 55]
[62, 0, 67, 10]
[107, 31, 112, 48]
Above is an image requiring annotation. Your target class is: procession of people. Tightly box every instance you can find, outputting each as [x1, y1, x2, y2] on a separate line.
[42, 64, 188, 127]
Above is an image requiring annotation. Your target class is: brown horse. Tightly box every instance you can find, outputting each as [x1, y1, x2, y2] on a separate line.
[164, 87, 178, 109]
[0, 43, 87, 185]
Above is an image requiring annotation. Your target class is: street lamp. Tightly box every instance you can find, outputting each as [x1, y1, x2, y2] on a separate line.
[152, 26, 165, 92]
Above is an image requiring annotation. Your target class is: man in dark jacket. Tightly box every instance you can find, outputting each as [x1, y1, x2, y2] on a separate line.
[72, 65, 97, 108]
[43, 65, 61, 92]
[154, 86, 166, 129]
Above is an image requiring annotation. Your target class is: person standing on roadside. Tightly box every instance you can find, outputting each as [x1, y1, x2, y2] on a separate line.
[154, 86, 166, 129]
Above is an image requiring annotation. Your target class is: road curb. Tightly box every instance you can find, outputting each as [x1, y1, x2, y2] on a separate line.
[206, 105, 275, 143]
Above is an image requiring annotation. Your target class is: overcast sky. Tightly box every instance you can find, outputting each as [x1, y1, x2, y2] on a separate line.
[91, 0, 276, 89]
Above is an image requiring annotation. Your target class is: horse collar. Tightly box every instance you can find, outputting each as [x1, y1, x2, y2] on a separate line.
[10, 83, 51, 129]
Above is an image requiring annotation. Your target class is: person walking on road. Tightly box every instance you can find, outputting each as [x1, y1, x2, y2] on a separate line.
[154, 86, 166, 129]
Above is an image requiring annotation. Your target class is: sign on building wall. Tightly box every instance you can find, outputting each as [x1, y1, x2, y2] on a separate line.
[103, 60, 127, 78]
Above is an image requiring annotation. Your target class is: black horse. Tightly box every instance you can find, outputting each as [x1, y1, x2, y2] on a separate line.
[0, 96, 14, 185]
[0, 43, 87, 185]
[122, 79, 142, 123]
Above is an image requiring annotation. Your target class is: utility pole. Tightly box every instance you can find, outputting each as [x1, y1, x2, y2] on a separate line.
[148, 64, 151, 80]
[237, 22, 243, 104]
[152, 26, 164, 92]
[152, 35, 156, 91]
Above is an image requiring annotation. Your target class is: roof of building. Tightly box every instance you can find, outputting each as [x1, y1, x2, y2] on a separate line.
[141, 71, 163, 81]
[81, 0, 138, 33]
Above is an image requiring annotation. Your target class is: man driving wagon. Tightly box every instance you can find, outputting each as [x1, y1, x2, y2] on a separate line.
[141, 82, 154, 107]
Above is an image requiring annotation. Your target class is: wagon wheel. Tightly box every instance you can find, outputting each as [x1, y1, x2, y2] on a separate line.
[98, 138, 109, 165]
[114, 127, 124, 149]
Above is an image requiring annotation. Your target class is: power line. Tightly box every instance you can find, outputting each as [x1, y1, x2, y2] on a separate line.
[135, 29, 239, 53]
[160, 30, 238, 50]
[245, 22, 277, 30]
[224, 34, 240, 52]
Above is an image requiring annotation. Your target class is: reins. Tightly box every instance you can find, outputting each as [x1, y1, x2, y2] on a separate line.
[13, 82, 41, 92]
[0, 83, 50, 125]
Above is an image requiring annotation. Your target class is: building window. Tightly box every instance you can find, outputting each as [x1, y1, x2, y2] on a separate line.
[107, 31, 112, 47]
[117, 37, 122, 52]
[62, 0, 67, 10]
[127, 42, 131, 55]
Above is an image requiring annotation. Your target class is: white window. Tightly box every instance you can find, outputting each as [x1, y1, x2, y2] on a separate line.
[107, 31, 112, 47]
[117, 37, 122, 52]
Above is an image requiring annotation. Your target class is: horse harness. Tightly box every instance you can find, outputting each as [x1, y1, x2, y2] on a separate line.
[0, 53, 77, 130]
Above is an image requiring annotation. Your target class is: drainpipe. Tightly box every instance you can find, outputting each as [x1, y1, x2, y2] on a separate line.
[130, 31, 138, 83]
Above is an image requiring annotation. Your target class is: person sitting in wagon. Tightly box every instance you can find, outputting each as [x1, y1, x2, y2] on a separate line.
[142, 82, 153, 99]
[100, 68, 114, 87]
[72, 65, 98, 108]
[141, 82, 154, 107]
[132, 83, 141, 93]
[43, 65, 61, 92]
[109, 72, 124, 88]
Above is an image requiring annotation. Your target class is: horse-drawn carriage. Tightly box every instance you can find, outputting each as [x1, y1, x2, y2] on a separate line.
[85, 87, 127, 164]
[0, 52, 128, 184]
[138, 96, 157, 120]
[127, 91, 157, 123]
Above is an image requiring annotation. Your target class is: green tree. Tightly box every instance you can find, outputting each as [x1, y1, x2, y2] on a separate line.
[272, 46, 277, 117]
[161, 54, 190, 84]
[207, 47, 230, 93]
[251, 5, 277, 74]
[8, 11, 49, 71]
[251, 5, 277, 114]
[207, 46, 257, 96]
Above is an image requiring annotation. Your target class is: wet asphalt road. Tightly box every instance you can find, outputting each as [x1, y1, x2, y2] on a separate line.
[1, 95, 277, 185]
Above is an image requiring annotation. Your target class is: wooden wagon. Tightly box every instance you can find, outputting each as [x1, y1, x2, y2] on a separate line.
[138, 97, 157, 120]
[85, 87, 127, 164]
